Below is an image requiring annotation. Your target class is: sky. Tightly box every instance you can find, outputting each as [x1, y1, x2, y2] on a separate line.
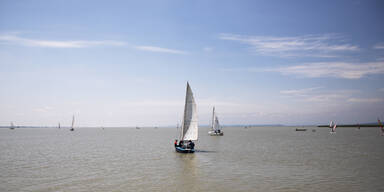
[0, 0, 383, 127]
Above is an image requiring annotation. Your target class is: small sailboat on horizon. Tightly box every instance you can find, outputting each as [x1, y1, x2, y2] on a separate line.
[70, 115, 75, 131]
[10, 122, 15, 130]
[378, 118, 384, 136]
[330, 122, 336, 133]
[175, 82, 198, 153]
[208, 107, 223, 136]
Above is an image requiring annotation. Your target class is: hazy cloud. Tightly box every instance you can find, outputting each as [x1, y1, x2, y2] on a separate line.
[268, 61, 384, 79]
[373, 43, 384, 49]
[203, 47, 213, 52]
[0, 34, 125, 48]
[135, 46, 188, 54]
[347, 98, 383, 103]
[219, 33, 358, 57]
[280, 87, 322, 97]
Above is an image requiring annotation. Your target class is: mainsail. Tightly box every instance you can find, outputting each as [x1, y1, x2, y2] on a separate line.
[71, 115, 75, 131]
[211, 107, 221, 131]
[378, 118, 384, 136]
[332, 123, 337, 132]
[181, 82, 198, 141]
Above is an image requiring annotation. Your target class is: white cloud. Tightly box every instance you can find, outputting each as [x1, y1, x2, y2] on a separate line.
[373, 43, 384, 49]
[135, 46, 187, 54]
[203, 47, 213, 52]
[0, 34, 125, 48]
[280, 87, 322, 97]
[347, 98, 383, 103]
[33, 106, 53, 113]
[268, 61, 384, 79]
[219, 33, 358, 57]
[280, 87, 357, 103]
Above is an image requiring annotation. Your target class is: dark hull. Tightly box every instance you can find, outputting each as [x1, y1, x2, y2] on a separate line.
[295, 128, 307, 131]
[175, 146, 195, 153]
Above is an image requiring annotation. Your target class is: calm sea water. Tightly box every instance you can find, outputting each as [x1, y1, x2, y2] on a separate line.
[1, 127, 383, 192]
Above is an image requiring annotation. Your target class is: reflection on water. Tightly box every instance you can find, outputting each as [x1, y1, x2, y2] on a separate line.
[0, 127, 383, 192]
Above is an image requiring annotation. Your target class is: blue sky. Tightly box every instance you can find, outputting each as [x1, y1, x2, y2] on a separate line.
[0, 0, 383, 126]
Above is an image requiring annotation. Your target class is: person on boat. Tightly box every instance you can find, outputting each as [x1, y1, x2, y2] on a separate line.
[174, 140, 178, 147]
[188, 140, 195, 150]
[179, 140, 184, 148]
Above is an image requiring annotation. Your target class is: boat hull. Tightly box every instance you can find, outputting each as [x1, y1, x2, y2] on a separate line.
[295, 128, 307, 131]
[175, 146, 195, 153]
[208, 131, 224, 136]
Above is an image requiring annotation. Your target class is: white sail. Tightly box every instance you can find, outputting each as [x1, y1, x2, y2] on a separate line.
[71, 115, 75, 129]
[181, 82, 198, 141]
[332, 123, 336, 132]
[378, 118, 384, 135]
[329, 121, 333, 128]
[210, 107, 221, 132]
[214, 116, 220, 131]
[211, 107, 216, 131]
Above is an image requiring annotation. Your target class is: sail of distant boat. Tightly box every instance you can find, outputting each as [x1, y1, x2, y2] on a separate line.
[58, 123, 61, 129]
[378, 118, 384, 136]
[329, 121, 334, 128]
[10, 122, 15, 130]
[175, 82, 198, 153]
[70, 115, 75, 131]
[331, 123, 336, 133]
[209, 106, 224, 136]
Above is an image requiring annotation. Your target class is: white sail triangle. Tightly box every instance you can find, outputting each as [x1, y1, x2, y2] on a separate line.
[181, 82, 198, 141]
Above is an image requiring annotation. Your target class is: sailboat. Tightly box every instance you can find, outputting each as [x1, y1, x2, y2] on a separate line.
[208, 107, 224, 136]
[329, 121, 334, 128]
[10, 122, 15, 130]
[58, 123, 61, 129]
[175, 82, 198, 153]
[330, 123, 336, 133]
[378, 118, 384, 136]
[70, 115, 75, 131]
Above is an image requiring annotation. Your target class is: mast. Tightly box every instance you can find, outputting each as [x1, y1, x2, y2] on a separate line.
[378, 118, 384, 136]
[212, 107, 215, 130]
[71, 115, 75, 131]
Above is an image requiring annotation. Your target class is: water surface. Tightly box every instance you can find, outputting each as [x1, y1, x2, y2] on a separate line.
[1, 127, 383, 192]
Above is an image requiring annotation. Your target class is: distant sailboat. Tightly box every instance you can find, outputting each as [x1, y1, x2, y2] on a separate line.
[58, 123, 61, 129]
[10, 122, 15, 130]
[175, 82, 198, 153]
[208, 107, 224, 136]
[70, 115, 75, 131]
[331, 123, 336, 133]
[329, 121, 334, 128]
[378, 118, 384, 136]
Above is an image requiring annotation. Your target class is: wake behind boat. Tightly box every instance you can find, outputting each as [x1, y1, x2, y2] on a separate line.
[208, 106, 223, 136]
[174, 82, 198, 153]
